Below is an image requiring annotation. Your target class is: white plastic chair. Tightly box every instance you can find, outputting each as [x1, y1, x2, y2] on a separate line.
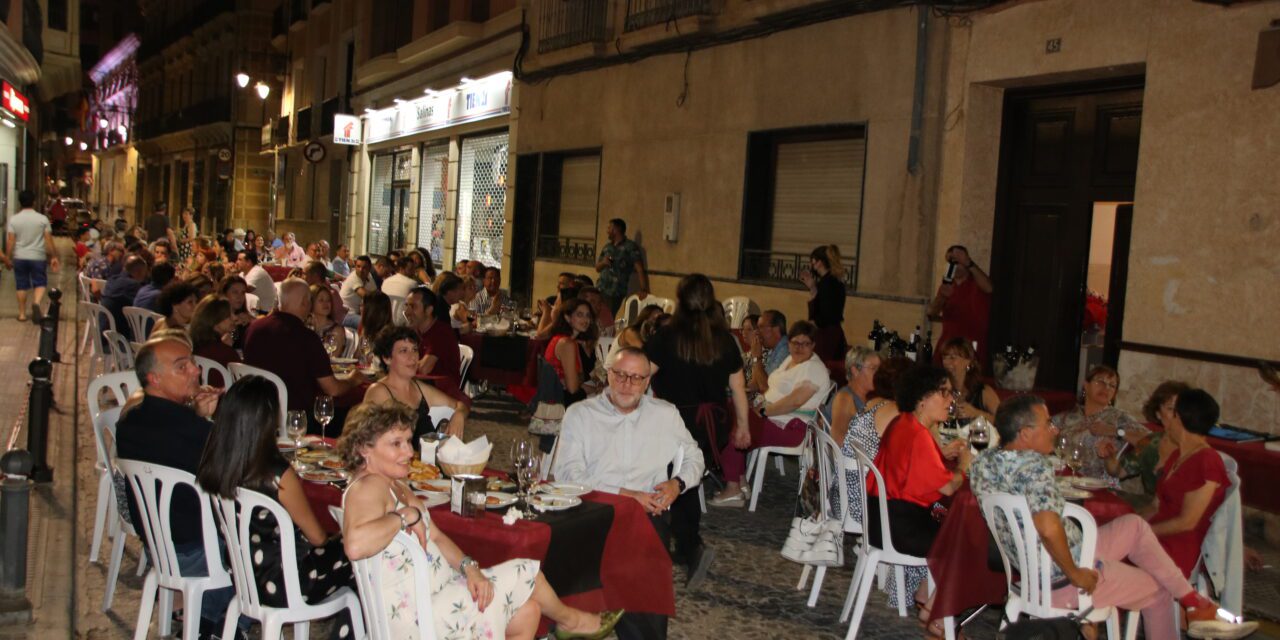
[103, 330, 135, 372]
[841, 442, 937, 639]
[427, 405, 455, 432]
[211, 488, 366, 640]
[193, 355, 232, 388]
[78, 273, 96, 353]
[744, 380, 836, 512]
[977, 492, 1137, 640]
[595, 336, 615, 364]
[388, 294, 407, 326]
[721, 296, 756, 329]
[117, 460, 233, 640]
[81, 301, 117, 377]
[88, 370, 141, 418]
[796, 426, 849, 607]
[457, 344, 474, 390]
[341, 326, 360, 358]
[228, 363, 288, 438]
[615, 294, 673, 329]
[245, 292, 260, 311]
[96, 406, 150, 610]
[350, 529, 437, 639]
[123, 306, 163, 342]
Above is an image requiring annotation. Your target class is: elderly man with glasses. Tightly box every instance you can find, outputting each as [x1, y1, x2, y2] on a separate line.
[552, 347, 708, 592]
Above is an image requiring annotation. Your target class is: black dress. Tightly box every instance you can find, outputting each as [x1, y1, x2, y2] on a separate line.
[808, 272, 848, 361]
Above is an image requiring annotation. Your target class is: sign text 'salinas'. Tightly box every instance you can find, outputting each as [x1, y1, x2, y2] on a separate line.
[364, 74, 511, 144]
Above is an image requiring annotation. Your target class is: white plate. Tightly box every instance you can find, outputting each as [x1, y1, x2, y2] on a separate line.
[411, 478, 452, 494]
[486, 492, 518, 509]
[330, 357, 358, 365]
[300, 469, 348, 483]
[1069, 476, 1111, 490]
[413, 492, 450, 508]
[539, 482, 589, 498]
[276, 440, 301, 451]
[530, 494, 582, 511]
[1060, 486, 1092, 501]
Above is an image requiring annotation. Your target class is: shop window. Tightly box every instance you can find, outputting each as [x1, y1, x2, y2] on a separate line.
[454, 131, 509, 268]
[521, 151, 601, 266]
[417, 143, 448, 267]
[739, 125, 866, 292]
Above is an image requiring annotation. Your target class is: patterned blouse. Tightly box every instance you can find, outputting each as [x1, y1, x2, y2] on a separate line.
[1052, 405, 1147, 486]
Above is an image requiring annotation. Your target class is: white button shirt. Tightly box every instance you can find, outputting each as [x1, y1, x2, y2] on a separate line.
[553, 390, 704, 495]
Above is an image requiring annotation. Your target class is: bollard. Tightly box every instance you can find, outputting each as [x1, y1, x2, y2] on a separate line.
[24, 359, 53, 483]
[37, 288, 61, 364]
[0, 449, 34, 623]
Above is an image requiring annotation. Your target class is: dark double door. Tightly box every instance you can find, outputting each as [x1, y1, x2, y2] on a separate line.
[990, 81, 1143, 391]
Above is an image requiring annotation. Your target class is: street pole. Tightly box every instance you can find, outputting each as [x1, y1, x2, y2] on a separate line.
[24, 358, 54, 483]
[0, 449, 34, 623]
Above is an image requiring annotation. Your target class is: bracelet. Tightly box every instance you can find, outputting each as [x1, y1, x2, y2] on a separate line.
[459, 556, 479, 572]
[405, 506, 422, 527]
[394, 510, 409, 530]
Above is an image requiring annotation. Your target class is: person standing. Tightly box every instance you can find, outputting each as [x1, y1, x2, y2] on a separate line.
[927, 245, 993, 367]
[144, 202, 177, 247]
[799, 244, 848, 362]
[176, 207, 198, 265]
[5, 190, 60, 321]
[594, 218, 650, 315]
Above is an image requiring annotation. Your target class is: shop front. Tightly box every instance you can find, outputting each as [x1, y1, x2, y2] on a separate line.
[0, 80, 30, 220]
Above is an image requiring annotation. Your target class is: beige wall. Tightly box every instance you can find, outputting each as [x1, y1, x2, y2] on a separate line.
[935, 0, 1280, 430]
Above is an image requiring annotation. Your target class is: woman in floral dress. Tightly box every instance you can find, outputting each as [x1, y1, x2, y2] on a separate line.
[340, 403, 622, 640]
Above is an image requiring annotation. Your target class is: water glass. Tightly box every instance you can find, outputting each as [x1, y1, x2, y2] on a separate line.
[286, 410, 307, 456]
[314, 395, 335, 442]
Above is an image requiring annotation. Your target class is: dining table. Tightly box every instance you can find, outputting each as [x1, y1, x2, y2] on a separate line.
[301, 476, 676, 636]
[926, 479, 1135, 624]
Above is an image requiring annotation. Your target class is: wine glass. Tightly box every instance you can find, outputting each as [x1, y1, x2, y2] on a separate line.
[1066, 442, 1086, 475]
[323, 332, 340, 358]
[285, 410, 307, 459]
[969, 422, 990, 453]
[314, 395, 335, 443]
[510, 439, 533, 511]
[517, 455, 540, 517]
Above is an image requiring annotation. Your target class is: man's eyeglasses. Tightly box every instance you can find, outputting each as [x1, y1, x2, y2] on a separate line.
[608, 369, 650, 385]
[790, 340, 815, 348]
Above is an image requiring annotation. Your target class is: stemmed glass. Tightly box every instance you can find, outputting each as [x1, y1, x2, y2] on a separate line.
[510, 439, 535, 515]
[1066, 441, 1086, 475]
[323, 332, 340, 358]
[285, 410, 307, 461]
[968, 422, 990, 453]
[314, 395, 335, 444]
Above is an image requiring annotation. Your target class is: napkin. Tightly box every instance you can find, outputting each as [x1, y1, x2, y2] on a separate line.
[436, 435, 492, 466]
[502, 509, 524, 526]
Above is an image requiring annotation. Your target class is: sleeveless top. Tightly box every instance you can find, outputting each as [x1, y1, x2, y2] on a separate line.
[373, 380, 437, 441]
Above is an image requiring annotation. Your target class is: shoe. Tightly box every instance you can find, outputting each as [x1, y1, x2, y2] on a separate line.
[685, 545, 715, 590]
[30, 304, 42, 325]
[553, 608, 625, 639]
[707, 489, 745, 508]
[1186, 598, 1259, 640]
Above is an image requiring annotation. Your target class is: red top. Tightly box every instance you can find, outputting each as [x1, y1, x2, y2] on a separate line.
[243, 311, 330, 413]
[418, 319, 462, 392]
[74, 242, 90, 259]
[934, 277, 991, 366]
[1152, 446, 1229, 577]
[866, 412, 954, 507]
[544, 334, 582, 384]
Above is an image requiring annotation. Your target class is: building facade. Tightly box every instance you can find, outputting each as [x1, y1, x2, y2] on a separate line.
[0, 0, 39, 222]
[133, 0, 277, 236]
[516, 0, 1280, 431]
[87, 32, 137, 222]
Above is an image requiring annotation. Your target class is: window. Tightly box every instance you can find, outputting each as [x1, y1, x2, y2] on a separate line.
[48, 0, 68, 31]
[520, 151, 601, 266]
[739, 125, 866, 291]
[417, 143, 448, 266]
[370, 0, 413, 58]
[454, 131, 509, 267]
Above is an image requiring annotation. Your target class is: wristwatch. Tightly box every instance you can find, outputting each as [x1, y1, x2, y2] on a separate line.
[675, 477, 687, 494]
[758, 407, 768, 418]
[459, 556, 479, 572]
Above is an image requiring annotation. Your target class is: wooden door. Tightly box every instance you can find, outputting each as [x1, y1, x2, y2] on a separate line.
[990, 81, 1143, 391]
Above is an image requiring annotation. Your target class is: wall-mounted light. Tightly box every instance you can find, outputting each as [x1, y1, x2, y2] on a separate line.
[1, 119, 14, 129]
[79, 142, 88, 151]
[236, 71, 250, 88]
[41, 161, 47, 167]
[64, 136, 73, 146]
[99, 117, 109, 129]
[392, 97, 405, 105]
[255, 81, 270, 100]
[117, 124, 127, 137]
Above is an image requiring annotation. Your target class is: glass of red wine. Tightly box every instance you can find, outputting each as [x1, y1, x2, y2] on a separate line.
[969, 423, 991, 452]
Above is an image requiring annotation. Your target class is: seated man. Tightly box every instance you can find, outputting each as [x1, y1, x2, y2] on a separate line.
[243, 278, 366, 434]
[234, 249, 275, 313]
[133, 261, 175, 312]
[469, 266, 509, 316]
[115, 336, 242, 636]
[338, 255, 375, 329]
[971, 394, 1255, 640]
[379, 256, 420, 301]
[745, 309, 788, 394]
[102, 255, 149, 340]
[403, 285, 464, 394]
[554, 347, 711, 589]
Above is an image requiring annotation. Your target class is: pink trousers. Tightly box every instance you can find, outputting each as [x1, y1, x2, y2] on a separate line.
[1051, 514, 1193, 640]
[720, 415, 807, 482]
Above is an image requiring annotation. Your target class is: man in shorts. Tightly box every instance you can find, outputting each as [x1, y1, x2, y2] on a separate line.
[6, 190, 60, 321]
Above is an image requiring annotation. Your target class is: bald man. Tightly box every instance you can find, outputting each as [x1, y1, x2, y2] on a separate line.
[243, 278, 366, 433]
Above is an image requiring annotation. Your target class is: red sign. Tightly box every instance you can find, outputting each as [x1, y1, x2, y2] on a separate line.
[2, 82, 28, 121]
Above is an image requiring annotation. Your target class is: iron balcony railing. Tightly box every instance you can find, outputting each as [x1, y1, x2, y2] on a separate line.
[539, 0, 609, 53]
[537, 235, 596, 265]
[740, 249, 857, 291]
[295, 106, 313, 142]
[319, 97, 339, 135]
[133, 96, 231, 141]
[624, 0, 712, 32]
[274, 114, 290, 147]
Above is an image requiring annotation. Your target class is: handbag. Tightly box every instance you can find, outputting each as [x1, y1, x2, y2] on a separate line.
[780, 434, 843, 567]
[528, 401, 565, 436]
[996, 607, 1093, 640]
[528, 355, 567, 436]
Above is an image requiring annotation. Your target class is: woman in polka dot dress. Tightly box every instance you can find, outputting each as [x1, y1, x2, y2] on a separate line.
[339, 402, 623, 640]
[196, 376, 356, 639]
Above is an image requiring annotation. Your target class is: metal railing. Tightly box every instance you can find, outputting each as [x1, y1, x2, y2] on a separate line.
[539, 0, 609, 53]
[537, 235, 597, 265]
[134, 96, 231, 141]
[275, 114, 290, 146]
[295, 106, 312, 142]
[624, 0, 712, 32]
[740, 248, 857, 291]
[319, 97, 339, 135]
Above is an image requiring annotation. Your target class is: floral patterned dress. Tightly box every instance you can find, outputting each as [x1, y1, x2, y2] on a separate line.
[347, 484, 539, 640]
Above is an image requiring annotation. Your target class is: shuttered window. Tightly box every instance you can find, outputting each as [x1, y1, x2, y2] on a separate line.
[557, 155, 600, 240]
[528, 150, 602, 266]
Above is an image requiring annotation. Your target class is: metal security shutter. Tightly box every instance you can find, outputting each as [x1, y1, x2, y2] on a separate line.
[557, 155, 600, 239]
[417, 143, 448, 266]
[769, 137, 865, 256]
[367, 153, 393, 256]
[455, 131, 509, 267]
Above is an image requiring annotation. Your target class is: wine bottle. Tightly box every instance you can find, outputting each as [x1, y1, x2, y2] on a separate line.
[920, 330, 934, 363]
[906, 330, 919, 362]
[869, 320, 883, 350]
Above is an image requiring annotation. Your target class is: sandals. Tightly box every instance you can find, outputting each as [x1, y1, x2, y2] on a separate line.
[918, 603, 965, 640]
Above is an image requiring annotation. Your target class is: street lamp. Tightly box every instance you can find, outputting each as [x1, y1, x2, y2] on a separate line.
[64, 136, 72, 146]
[79, 142, 88, 151]
[255, 81, 270, 100]
[236, 71, 250, 88]
[98, 117, 109, 129]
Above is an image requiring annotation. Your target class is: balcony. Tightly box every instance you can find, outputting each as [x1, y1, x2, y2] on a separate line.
[295, 106, 313, 141]
[740, 249, 856, 291]
[134, 96, 231, 141]
[137, 0, 235, 61]
[538, 0, 609, 54]
[319, 97, 339, 135]
[624, 0, 712, 32]
[274, 114, 290, 146]
[272, 5, 287, 42]
[290, 0, 308, 27]
[536, 235, 596, 266]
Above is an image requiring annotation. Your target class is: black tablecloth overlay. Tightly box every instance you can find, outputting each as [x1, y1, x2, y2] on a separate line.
[537, 499, 614, 595]
[477, 334, 531, 372]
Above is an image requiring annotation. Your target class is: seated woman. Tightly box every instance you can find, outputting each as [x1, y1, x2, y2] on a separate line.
[579, 287, 615, 335]
[219, 275, 255, 348]
[1101, 380, 1191, 493]
[1139, 388, 1230, 578]
[185, 273, 215, 301]
[710, 321, 831, 507]
[545, 298, 599, 406]
[359, 291, 393, 348]
[939, 337, 1000, 425]
[829, 346, 881, 445]
[195, 377, 355, 639]
[867, 365, 971, 632]
[306, 284, 347, 357]
[363, 326, 467, 441]
[189, 295, 241, 385]
[339, 403, 622, 640]
[1052, 365, 1147, 487]
[151, 281, 199, 334]
[842, 356, 911, 523]
[612, 305, 664, 353]
[450, 276, 478, 334]
[737, 314, 761, 392]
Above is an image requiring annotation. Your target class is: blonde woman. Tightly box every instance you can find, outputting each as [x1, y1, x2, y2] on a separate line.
[799, 244, 848, 361]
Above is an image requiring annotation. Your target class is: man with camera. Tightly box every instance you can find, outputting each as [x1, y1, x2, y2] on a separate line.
[927, 245, 993, 366]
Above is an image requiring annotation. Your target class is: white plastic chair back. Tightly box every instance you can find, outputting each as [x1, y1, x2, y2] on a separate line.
[595, 336, 615, 365]
[341, 326, 360, 358]
[457, 344, 474, 388]
[228, 363, 288, 437]
[123, 306, 163, 342]
[193, 355, 232, 388]
[721, 296, 755, 329]
[116, 460, 232, 639]
[350, 529, 438, 640]
[245, 292, 260, 311]
[78, 272, 94, 301]
[427, 406, 455, 432]
[89, 405, 122, 562]
[103, 330, 134, 372]
[212, 488, 366, 640]
[615, 294, 672, 329]
[388, 295, 407, 326]
[794, 426, 853, 607]
[87, 370, 141, 418]
[82, 301, 117, 375]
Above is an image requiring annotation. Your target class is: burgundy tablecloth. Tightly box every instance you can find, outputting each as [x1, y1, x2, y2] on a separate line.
[303, 482, 675, 625]
[926, 482, 1134, 622]
[264, 265, 293, 282]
